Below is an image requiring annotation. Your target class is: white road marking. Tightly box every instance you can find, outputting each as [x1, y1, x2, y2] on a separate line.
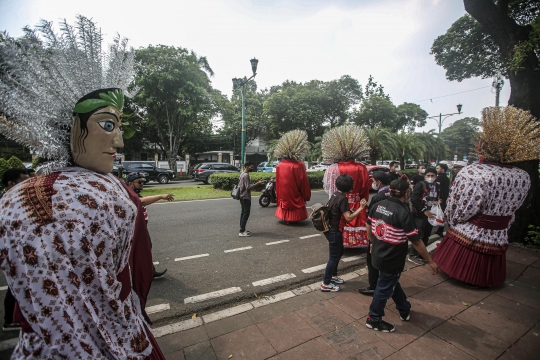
[153, 318, 203, 338]
[252, 273, 296, 286]
[146, 303, 170, 315]
[340, 272, 359, 281]
[426, 240, 441, 253]
[153, 261, 159, 265]
[301, 264, 327, 273]
[203, 303, 253, 323]
[300, 234, 321, 239]
[0, 286, 8, 291]
[224, 246, 252, 253]
[342, 255, 363, 262]
[292, 285, 313, 296]
[356, 268, 368, 276]
[0, 337, 19, 351]
[251, 291, 296, 308]
[175, 253, 209, 261]
[266, 240, 290, 246]
[184, 287, 242, 304]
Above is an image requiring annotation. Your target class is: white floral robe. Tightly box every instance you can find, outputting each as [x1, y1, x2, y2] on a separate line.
[0, 167, 152, 359]
[445, 163, 530, 254]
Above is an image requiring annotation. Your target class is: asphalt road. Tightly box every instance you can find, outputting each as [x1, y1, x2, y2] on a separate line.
[0, 189, 374, 333]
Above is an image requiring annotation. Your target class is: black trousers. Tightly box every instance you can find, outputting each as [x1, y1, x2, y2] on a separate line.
[3, 287, 15, 324]
[239, 198, 251, 233]
[366, 248, 379, 289]
[410, 216, 432, 256]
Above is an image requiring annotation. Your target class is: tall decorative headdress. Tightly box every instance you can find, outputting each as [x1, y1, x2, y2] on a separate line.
[321, 124, 369, 161]
[273, 129, 308, 160]
[0, 15, 137, 169]
[475, 106, 540, 163]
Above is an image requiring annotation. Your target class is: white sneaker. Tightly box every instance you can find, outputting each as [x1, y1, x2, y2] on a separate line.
[239, 232, 252, 237]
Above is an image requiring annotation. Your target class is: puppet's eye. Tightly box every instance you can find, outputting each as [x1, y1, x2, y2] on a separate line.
[98, 121, 115, 132]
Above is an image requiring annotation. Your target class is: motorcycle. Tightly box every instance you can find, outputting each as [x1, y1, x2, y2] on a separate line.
[259, 179, 277, 207]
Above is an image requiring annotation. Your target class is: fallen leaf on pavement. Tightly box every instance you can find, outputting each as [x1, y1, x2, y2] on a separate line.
[192, 313, 197, 318]
[228, 355, 233, 359]
[254, 293, 258, 298]
[462, 302, 468, 306]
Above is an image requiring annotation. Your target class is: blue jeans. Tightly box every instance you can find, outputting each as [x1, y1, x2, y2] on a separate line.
[368, 271, 410, 322]
[323, 228, 344, 285]
[239, 198, 251, 232]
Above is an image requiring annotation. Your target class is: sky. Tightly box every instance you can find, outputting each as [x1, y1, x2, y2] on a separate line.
[0, 0, 510, 133]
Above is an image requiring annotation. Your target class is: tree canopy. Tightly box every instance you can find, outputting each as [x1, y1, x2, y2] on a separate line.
[439, 117, 480, 160]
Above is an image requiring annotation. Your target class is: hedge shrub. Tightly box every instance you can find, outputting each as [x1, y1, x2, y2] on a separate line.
[210, 171, 326, 191]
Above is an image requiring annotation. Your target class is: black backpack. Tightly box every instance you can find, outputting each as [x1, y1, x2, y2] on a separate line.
[310, 194, 345, 232]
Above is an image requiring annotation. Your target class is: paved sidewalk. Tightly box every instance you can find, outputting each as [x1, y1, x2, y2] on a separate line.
[155, 245, 540, 360]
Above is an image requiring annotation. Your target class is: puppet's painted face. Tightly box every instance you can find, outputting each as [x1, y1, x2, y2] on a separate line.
[70, 106, 124, 174]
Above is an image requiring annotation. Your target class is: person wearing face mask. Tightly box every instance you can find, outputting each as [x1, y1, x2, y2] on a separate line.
[238, 162, 265, 237]
[410, 164, 426, 187]
[358, 172, 390, 296]
[387, 161, 401, 182]
[408, 167, 441, 265]
[125, 172, 174, 278]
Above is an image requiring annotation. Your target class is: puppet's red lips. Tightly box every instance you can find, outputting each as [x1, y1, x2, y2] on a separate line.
[104, 152, 116, 158]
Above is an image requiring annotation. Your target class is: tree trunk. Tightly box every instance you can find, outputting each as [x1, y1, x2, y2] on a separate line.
[464, 0, 540, 242]
[399, 156, 405, 171]
[370, 155, 377, 165]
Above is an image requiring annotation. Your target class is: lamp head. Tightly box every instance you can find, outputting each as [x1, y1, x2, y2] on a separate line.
[457, 104, 463, 114]
[250, 58, 258, 75]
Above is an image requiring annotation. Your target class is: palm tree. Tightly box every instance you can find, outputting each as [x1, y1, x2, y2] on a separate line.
[364, 127, 397, 165]
[389, 131, 425, 170]
[417, 130, 448, 164]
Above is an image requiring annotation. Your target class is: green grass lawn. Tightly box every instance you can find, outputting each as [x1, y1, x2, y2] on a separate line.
[141, 185, 261, 201]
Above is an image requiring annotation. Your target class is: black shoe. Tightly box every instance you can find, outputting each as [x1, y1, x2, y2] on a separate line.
[2, 323, 21, 332]
[357, 286, 376, 296]
[366, 317, 395, 332]
[400, 301, 412, 321]
[153, 268, 167, 278]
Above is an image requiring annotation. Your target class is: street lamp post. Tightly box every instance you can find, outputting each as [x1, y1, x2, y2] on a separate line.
[427, 104, 463, 133]
[232, 58, 259, 169]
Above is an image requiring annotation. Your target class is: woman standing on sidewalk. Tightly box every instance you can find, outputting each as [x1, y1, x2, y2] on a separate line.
[321, 174, 367, 292]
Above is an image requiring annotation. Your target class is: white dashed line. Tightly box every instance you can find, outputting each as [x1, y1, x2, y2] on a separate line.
[266, 240, 290, 246]
[300, 234, 321, 239]
[224, 246, 252, 253]
[252, 273, 296, 286]
[301, 264, 327, 273]
[203, 303, 254, 323]
[153, 318, 203, 338]
[184, 287, 242, 304]
[342, 255, 363, 262]
[146, 303, 170, 315]
[251, 291, 295, 308]
[0, 286, 7, 291]
[426, 240, 441, 253]
[175, 253, 210, 261]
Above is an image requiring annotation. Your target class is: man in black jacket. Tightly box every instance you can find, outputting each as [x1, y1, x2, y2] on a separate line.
[366, 177, 438, 332]
[435, 163, 449, 236]
[408, 167, 441, 265]
[358, 172, 390, 296]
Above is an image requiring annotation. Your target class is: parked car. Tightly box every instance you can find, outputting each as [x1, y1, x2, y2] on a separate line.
[307, 162, 333, 172]
[123, 162, 174, 184]
[194, 162, 240, 184]
[405, 163, 418, 169]
[257, 161, 278, 172]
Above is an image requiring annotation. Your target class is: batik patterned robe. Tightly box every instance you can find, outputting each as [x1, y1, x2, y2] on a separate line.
[0, 167, 153, 359]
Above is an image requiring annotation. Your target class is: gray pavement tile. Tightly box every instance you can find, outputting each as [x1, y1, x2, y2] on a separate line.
[431, 317, 512, 360]
[530, 259, 540, 269]
[184, 341, 217, 360]
[328, 291, 372, 320]
[247, 299, 298, 324]
[395, 296, 454, 331]
[275, 336, 346, 360]
[157, 332, 184, 355]
[371, 309, 428, 351]
[506, 260, 528, 281]
[515, 266, 540, 288]
[456, 293, 540, 344]
[498, 323, 540, 360]
[295, 300, 355, 336]
[385, 351, 411, 360]
[178, 325, 210, 349]
[165, 349, 185, 360]
[322, 321, 396, 359]
[496, 282, 540, 311]
[401, 265, 449, 287]
[256, 313, 318, 353]
[433, 279, 496, 304]
[400, 332, 476, 360]
[505, 246, 539, 266]
[210, 324, 276, 360]
[204, 313, 254, 339]
[398, 274, 439, 297]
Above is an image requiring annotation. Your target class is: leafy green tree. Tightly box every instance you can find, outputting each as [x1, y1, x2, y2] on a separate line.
[319, 75, 363, 128]
[396, 103, 429, 132]
[431, 0, 540, 241]
[439, 117, 480, 160]
[132, 45, 216, 172]
[389, 132, 425, 170]
[364, 127, 396, 165]
[417, 131, 449, 164]
[353, 96, 397, 130]
[7, 155, 25, 169]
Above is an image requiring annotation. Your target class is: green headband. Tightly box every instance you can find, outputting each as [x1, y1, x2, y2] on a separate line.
[73, 90, 124, 114]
